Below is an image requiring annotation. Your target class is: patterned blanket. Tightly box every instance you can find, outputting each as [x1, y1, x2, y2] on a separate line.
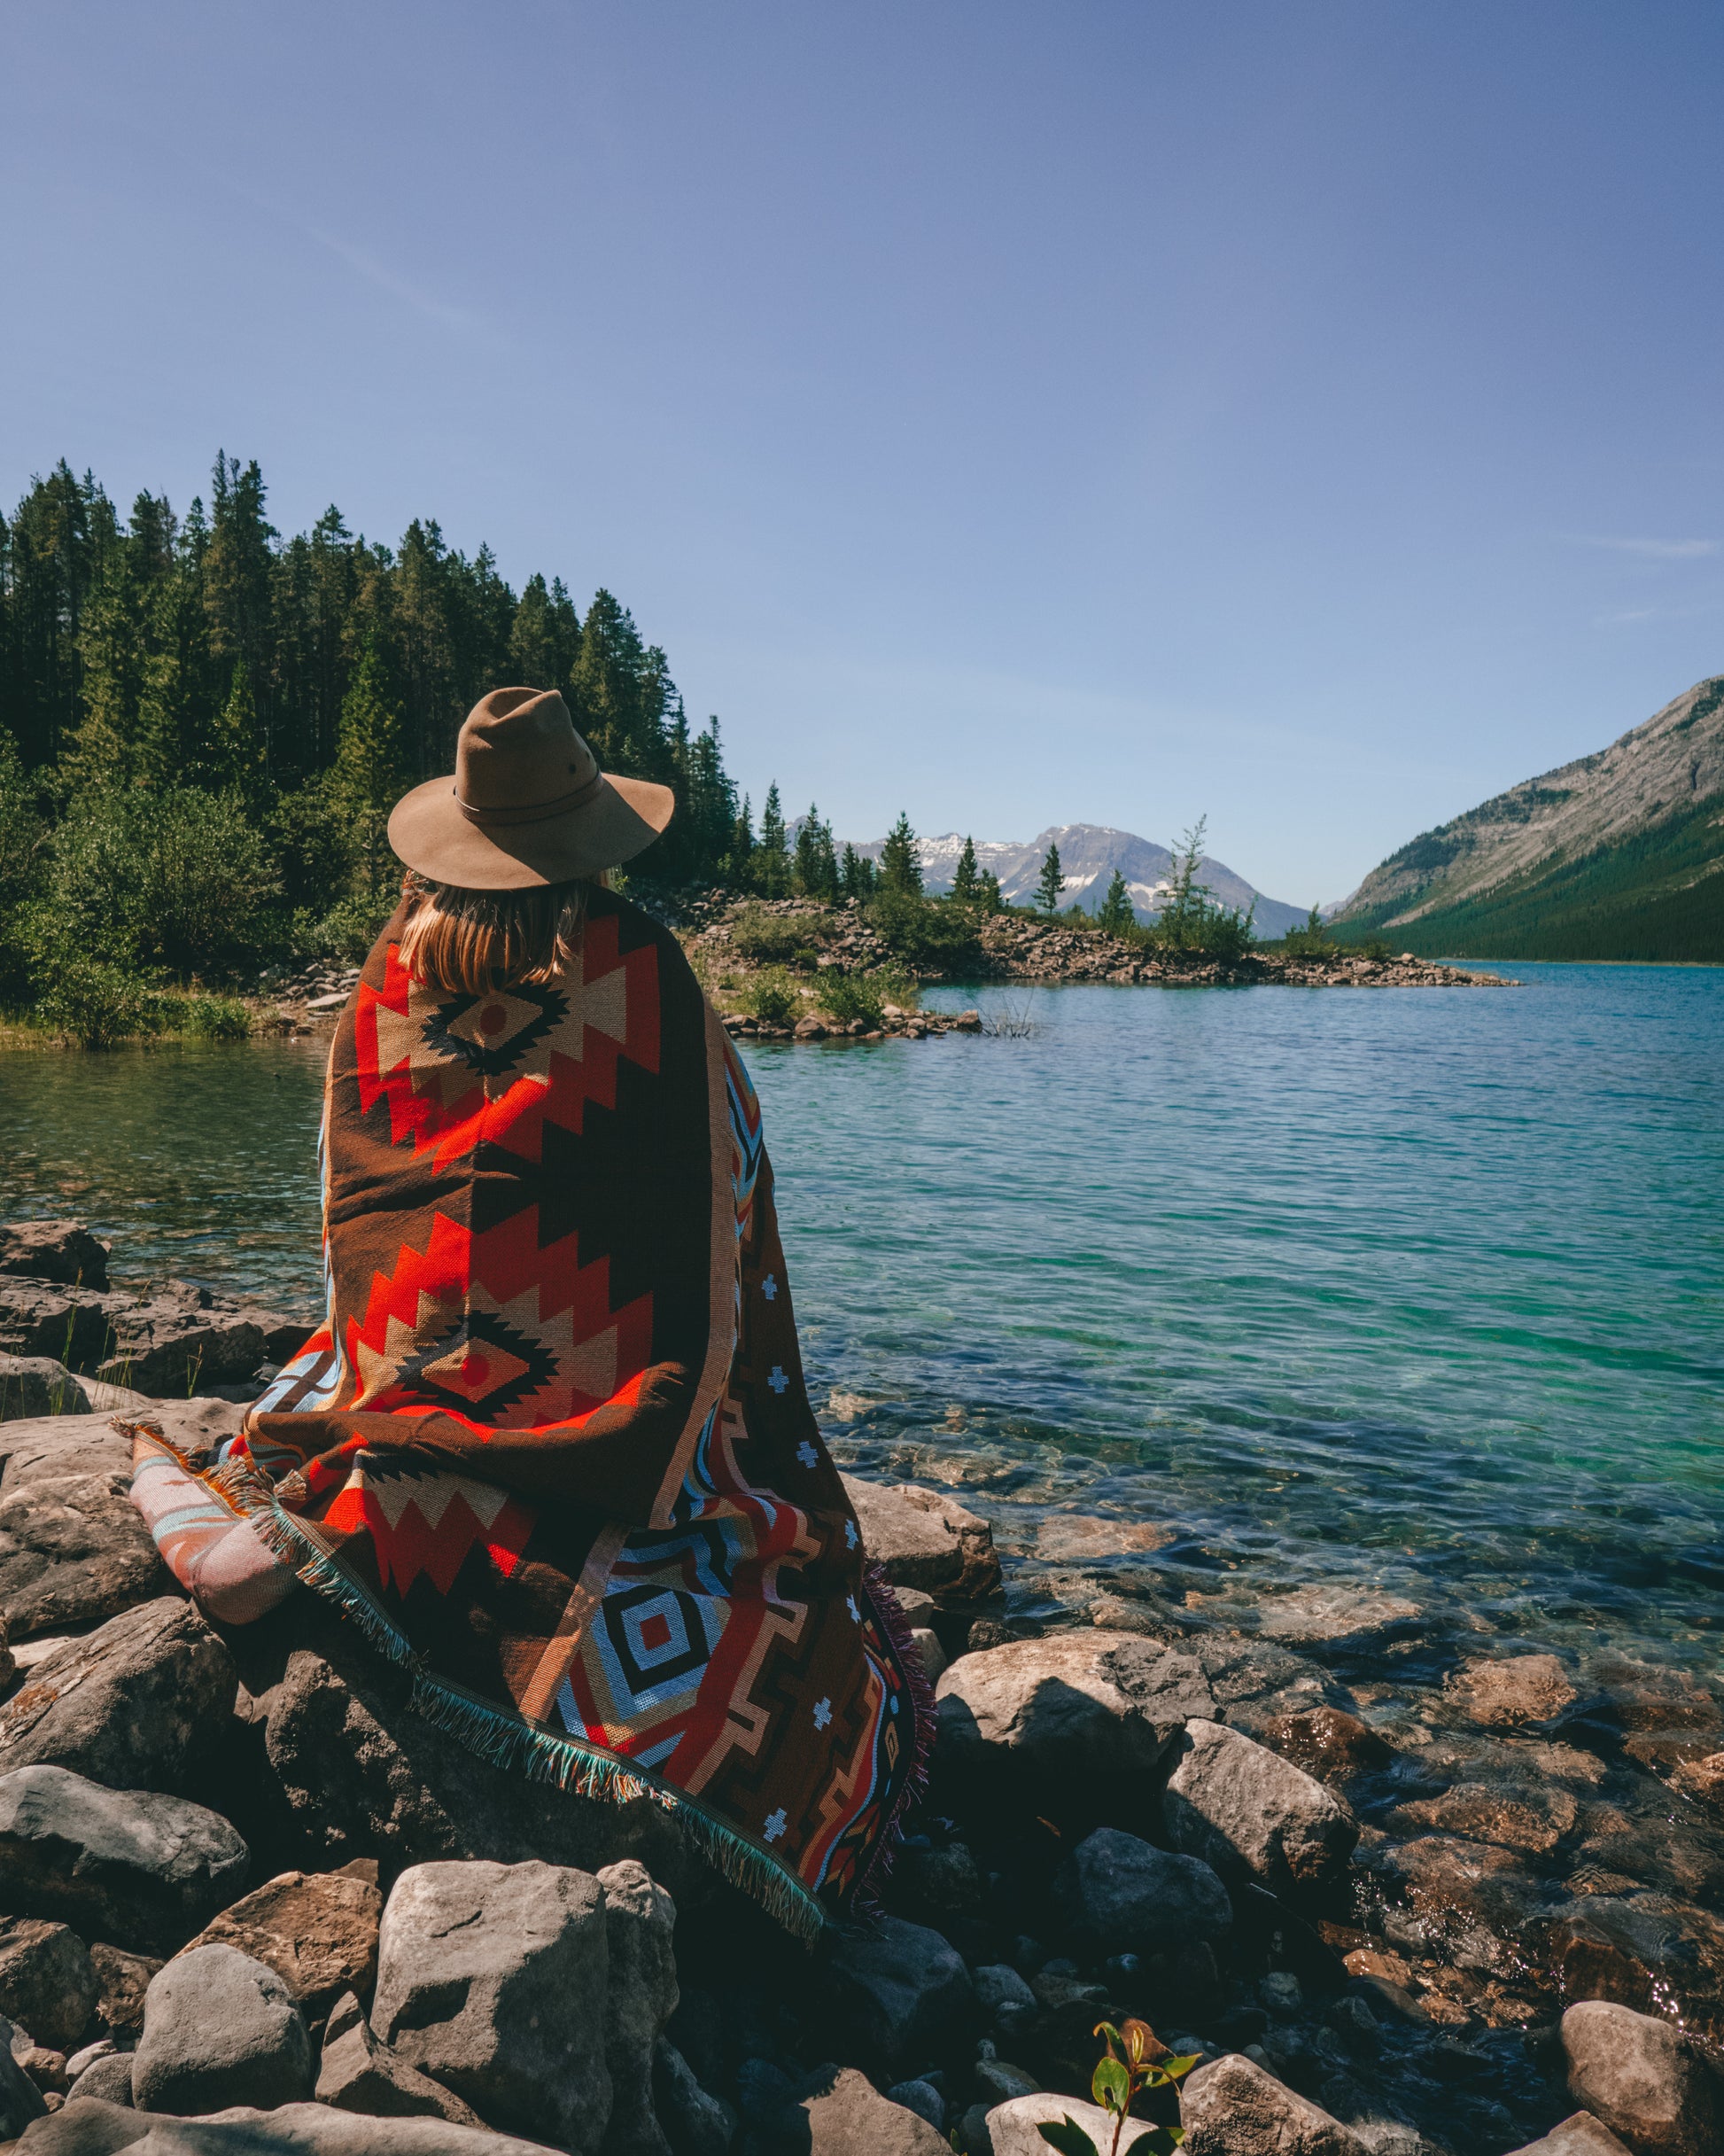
[128, 888, 927, 1935]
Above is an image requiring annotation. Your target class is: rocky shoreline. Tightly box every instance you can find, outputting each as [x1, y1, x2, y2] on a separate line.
[3, 1225, 1720, 2156]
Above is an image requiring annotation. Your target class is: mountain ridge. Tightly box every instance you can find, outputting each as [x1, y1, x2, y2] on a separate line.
[1332, 675, 1724, 962]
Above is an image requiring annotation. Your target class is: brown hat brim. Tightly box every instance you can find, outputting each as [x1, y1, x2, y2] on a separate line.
[387, 771, 676, 891]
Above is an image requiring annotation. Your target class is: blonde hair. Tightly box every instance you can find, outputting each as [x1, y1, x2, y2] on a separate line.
[397, 871, 603, 994]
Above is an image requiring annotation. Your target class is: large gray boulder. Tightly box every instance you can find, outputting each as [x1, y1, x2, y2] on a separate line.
[0, 1467, 171, 1637]
[177, 1868, 382, 2023]
[0, 1917, 100, 2051]
[0, 1357, 91, 1420]
[1054, 1826, 1232, 1957]
[0, 1765, 249, 1955]
[256, 1633, 707, 1903]
[824, 1914, 975, 2077]
[1163, 1720, 1358, 1892]
[1561, 2000, 1724, 2156]
[132, 1942, 313, 2115]
[0, 1599, 236, 1792]
[372, 1857, 612, 2154]
[315, 1990, 485, 2126]
[936, 1632, 1217, 1792]
[1179, 2052, 1370, 2155]
[0, 1222, 112, 1289]
[840, 1476, 1001, 1602]
[986, 2093, 1160, 2154]
[795, 2065, 950, 2152]
[0, 2011, 48, 2139]
[9, 2095, 573, 2149]
[596, 1860, 677, 2156]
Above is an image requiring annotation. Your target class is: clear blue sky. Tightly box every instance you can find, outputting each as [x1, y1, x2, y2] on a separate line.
[4, 3, 1720, 904]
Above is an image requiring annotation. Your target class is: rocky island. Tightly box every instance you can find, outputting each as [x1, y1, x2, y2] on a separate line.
[1, 1222, 1719, 2156]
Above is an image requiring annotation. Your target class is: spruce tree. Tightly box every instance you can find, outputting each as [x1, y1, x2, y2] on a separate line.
[977, 868, 1002, 913]
[840, 844, 875, 901]
[757, 783, 790, 897]
[330, 639, 408, 895]
[951, 835, 979, 906]
[206, 661, 267, 799]
[879, 812, 921, 895]
[1036, 842, 1064, 913]
[1097, 868, 1135, 935]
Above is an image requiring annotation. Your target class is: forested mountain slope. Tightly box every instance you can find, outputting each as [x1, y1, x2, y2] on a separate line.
[1332, 677, 1724, 962]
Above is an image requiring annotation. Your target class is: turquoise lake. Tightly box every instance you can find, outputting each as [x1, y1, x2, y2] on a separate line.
[4, 961, 1720, 1672]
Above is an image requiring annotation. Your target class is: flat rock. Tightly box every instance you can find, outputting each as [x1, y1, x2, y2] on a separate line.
[1257, 1586, 1421, 1644]
[795, 2065, 949, 2152]
[1179, 2052, 1369, 2154]
[1163, 1720, 1358, 1892]
[177, 1870, 381, 2021]
[1055, 1826, 1232, 1957]
[824, 1914, 975, 2076]
[0, 1599, 236, 1792]
[372, 1857, 611, 2154]
[840, 1476, 1001, 1601]
[595, 1858, 678, 2156]
[133, 1942, 313, 2115]
[0, 1765, 249, 1955]
[0, 1416, 134, 1494]
[1505, 2117, 1634, 2155]
[936, 1631, 1216, 1789]
[1447, 1654, 1579, 1729]
[0, 1919, 100, 2051]
[0, 1358, 92, 1421]
[1561, 1999, 1724, 2156]
[0, 1470, 171, 1638]
[986, 2092, 1159, 2154]
[0, 1224, 112, 1290]
[315, 1990, 485, 2126]
[11, 2095, 566, 2150]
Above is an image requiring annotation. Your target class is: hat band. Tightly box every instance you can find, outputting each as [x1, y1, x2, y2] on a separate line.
[454, 770, 606, 829]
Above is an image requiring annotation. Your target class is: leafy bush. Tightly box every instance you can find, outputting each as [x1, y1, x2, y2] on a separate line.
[742, 967, 802, 1026]
[1148, 820, 1255, 964]
[268, 777, 357, 915]
[817, 969, 886, 1029]
[36, 957, 164, 1047]
[1277, 906, 1332, 958]
[730, 906, 825, 964]
[181, 993, 253, 1039]
[291, 889, 398, 966]
[866, 891, 982, 974]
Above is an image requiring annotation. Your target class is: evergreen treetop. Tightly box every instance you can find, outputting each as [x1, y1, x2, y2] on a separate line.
[879, 812, 922, 895]
[1036, 841, 1064, 913]
[951, 834, 980, 906]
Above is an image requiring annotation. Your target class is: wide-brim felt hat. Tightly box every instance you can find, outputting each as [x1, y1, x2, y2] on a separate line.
[388, 687, 675, 890]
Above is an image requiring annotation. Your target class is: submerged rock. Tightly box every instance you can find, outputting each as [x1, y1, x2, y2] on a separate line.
[1447, 1654, 1579, 1729]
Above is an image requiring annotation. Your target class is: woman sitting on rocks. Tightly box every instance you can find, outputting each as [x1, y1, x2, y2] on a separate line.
[130, 687, 928, 1938]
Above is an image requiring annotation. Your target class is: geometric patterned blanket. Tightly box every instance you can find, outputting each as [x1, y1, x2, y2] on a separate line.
[128, 887, 927, 1937]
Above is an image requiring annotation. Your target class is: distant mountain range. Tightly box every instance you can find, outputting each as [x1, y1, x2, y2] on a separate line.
[1332, 675, 1724, 963]
[845, 823, 1309, 938]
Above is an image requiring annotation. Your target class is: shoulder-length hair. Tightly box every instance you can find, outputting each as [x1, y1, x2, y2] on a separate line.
[396, 871, 602, 994]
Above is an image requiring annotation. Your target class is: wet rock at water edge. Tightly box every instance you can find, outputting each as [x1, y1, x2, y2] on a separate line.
[0, 1919, 99, 2052]
[1053, 1825, 1232, 1958]
[1255, 1585, 1423, 1646]
[1447, 1653, 1579, 1729]
[1033, 1513, 1177, 1562]
[177, 1866, 383, 2021]
[132, 1941, 313, 2114]
[0, 1222, 112, 1290]
[935, 1631, 1216, 1801]
[1163, 1718, 1358, 1893]
[824, 1913, 975, 2077]
[1391, 1779, 1579, 1856]
[1263, 1707, 1395, 1784]
[371, 1857, 612, 2154]
[0, 1467, 171, 1638]
[1560, 1999, 1724, 2156]
[0, 1764, 249, 1955]
[1178, 2051, 1370, 2155]
[796, 2064, 951, 2152]
[0, 1597, 237, 1792]
[315, 1989, 485, 2125]
[841, 1475, 1002, 1602]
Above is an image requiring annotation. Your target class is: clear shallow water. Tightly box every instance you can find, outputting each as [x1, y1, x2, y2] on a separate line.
[4, 962, 1720, 1670]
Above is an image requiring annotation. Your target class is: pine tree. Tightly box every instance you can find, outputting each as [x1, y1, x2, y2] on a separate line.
[330, 639, 408, 895]
[756, 782, 790, 897]
[206, 661, 267, 799]
[951, 835, 980, 907]
[1097, 868, 1135, 935]
[977, 868, 1002, 914]
[879, 812, 921, 896]
[1036, 842, 1064, 913]
[840, 844, 875, 901]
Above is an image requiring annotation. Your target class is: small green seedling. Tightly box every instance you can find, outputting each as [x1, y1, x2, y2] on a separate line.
[1035, 2019, 1200, 2156]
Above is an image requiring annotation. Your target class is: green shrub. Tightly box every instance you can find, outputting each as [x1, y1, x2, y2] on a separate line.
[37, 958, 164, 1047]
[866, 891, 982, 974]
[291, 890, 398, 966]
[181, 993, 253, 1039]
[742, 967, 802, 1027]
[1277, 907, 1332, 958]
[730, 906, 824, 964]
[817, 969, 886, 1029]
